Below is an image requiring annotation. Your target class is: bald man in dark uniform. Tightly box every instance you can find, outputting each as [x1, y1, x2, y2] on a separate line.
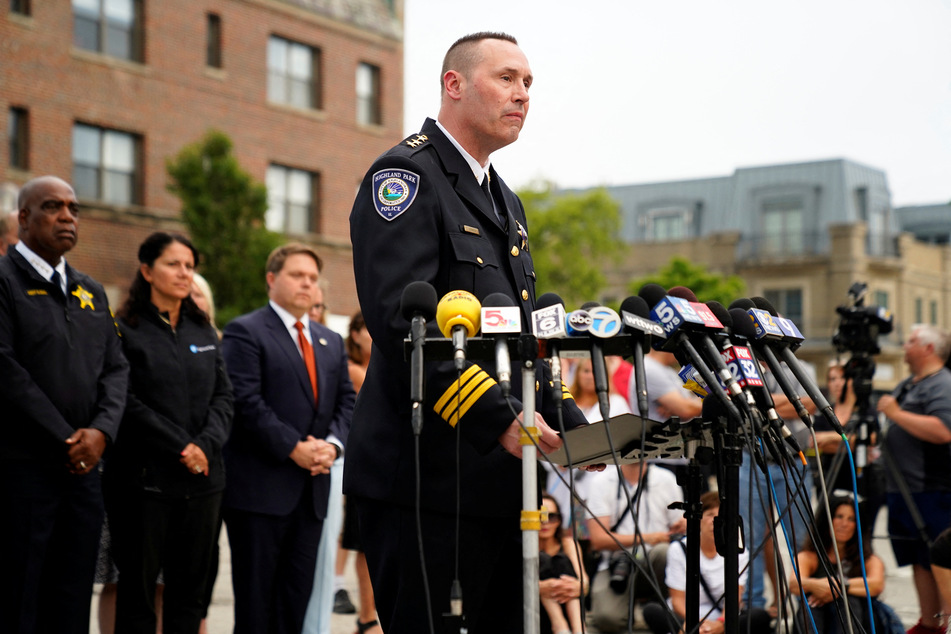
[0, 176, 129, 634]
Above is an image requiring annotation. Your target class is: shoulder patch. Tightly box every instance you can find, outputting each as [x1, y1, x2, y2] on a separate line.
[372, 169, 420, 221]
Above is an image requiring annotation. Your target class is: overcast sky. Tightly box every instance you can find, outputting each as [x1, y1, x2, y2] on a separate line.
[402, 0, 951, 207]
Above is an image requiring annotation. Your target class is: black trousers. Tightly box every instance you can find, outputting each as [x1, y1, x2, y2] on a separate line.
[224, 501, 324, 634]
[108, 489, 223, 634]
[355, 496, 523, 634]
[0, 460, 104, 634]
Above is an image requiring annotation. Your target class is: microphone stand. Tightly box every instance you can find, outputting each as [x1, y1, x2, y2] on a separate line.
[711, 401, 744, 633]
[670, 418, 713, 634]
[518, 334, 541, 634]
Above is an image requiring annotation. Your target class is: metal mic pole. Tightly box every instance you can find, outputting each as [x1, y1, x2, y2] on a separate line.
[518, 334, 541, 634]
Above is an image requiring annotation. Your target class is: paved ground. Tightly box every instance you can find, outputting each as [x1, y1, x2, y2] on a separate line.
[89, 510, 923, 633]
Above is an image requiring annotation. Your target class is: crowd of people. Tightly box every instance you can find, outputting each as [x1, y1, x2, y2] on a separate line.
[4, 29, 951, 634]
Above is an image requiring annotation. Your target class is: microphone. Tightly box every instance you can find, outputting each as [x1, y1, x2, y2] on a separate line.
[578, 302, 622, 418]
[750, 296, 844, 435]
[724, 306, 805, 459]
[665, 287, 748, 403]
[436, 290, 481, 371]
[401, 281, 438, 435]
[639, 284, 742, 422]
[532, 293, 568, 387]
[620, 295, 663, 418]
[730, 306, 815, 431]
[481, 292, 521, 397]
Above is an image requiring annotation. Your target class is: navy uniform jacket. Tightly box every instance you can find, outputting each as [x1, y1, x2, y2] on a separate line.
[0, 248, 129, 462]
[222, 306, 354, 518]
[346, 118, 588, 518]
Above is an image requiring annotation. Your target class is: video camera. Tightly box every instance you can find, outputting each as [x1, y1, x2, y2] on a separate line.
[832, 282, 893, 357]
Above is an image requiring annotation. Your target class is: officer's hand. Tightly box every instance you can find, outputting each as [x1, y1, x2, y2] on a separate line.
[180, 443, 209, 476]
[65, 428, 106, 475]
[498, 412, 563, 459]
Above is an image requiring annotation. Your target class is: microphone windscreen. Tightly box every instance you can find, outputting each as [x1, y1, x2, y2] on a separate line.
[580, 301, 600, 311]
[482, 292, 515, 308]
[729, 308, 757, 339]
[701, 393, 729, 421]
[535, 292, 565, 310]
[638, 283, 668, 309]
[706, 301, 732, 330]
[400, 281, 438, 321]
[751, 296, 779, 316]
[436, 290, 481, 338]
[729, 297, 756, 311]
[620, 295, 651, 318]
[667, 286, 699, 302]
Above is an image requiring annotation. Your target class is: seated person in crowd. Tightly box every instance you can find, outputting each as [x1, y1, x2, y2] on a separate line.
[643, 491, 771, 634]
[585, 461, 686, 633]
[539, 494, 587, 634]
[789, 495, 891, 634]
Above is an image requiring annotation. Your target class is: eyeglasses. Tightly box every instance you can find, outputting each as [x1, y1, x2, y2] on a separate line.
[312, 304, 326, 311]
[544, 513, 562, 524]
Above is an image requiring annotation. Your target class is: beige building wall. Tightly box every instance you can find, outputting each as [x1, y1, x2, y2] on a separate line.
[609, 222, 951, 391]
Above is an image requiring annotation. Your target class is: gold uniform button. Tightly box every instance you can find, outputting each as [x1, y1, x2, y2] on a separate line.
[476, 257, 484, 264]
[536, 380, 540, 391]
[511, 246, 519, 257]
[521, 290, 529, 301]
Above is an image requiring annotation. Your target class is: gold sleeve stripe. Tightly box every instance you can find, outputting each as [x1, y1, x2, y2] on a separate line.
[434, 367, 497, 427]
[434, 366, 481, 413]
[560, 382, 575, 400]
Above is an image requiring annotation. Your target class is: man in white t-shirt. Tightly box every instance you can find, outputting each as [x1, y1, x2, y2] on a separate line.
[585, 461, 687, 632]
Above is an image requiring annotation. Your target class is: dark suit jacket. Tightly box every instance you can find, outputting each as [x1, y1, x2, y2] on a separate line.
[222, 305, 354, 518]
[347, 118, 588, 517]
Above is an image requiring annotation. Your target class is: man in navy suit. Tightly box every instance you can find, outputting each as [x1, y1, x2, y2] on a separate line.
[222, 243, 355, 634]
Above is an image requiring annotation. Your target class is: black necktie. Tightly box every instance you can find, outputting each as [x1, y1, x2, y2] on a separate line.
[481, 175, 507, 230]
[480, 175, 493, 208]
[50, 270, 64, 297]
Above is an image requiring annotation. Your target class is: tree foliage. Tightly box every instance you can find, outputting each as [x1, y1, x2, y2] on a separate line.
[628, 256, 746, 306]
[166, 130, 284, 325]
[519, 183, 625, 308]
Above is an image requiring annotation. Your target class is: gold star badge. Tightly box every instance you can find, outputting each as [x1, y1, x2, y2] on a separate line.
[71, 284, 96, 310]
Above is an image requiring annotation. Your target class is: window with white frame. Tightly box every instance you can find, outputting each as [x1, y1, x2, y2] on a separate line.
[268, 36, 319, 110]
[72, 123, 140, 205]
[266, 165, 318, 234]
[73, 0, 142, 62]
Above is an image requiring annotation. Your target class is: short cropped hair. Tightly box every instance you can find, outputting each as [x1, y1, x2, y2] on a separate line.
[441, 32, 518, 82]
[266, 243, 323, 277]
[910, 323, 951, 362]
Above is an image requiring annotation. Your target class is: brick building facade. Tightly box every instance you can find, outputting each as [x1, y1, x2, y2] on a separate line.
[1, 0, 404, 320]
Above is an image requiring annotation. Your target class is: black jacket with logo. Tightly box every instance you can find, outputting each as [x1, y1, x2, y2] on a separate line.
[0, 248, 129, 462]
[108, 305, 233, 498]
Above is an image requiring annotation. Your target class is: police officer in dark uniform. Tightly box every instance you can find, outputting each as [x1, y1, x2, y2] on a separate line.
[0, 175, 129, 633]
[347, 32, 594, 634]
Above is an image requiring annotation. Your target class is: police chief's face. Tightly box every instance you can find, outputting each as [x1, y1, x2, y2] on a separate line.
[20, 178, 79, 263]
[267, 253, 320, 319]
[464, 38, 532, 154]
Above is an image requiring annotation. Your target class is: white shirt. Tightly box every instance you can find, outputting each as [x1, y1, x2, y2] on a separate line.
[16, 240, 67, 295]
[586, 464, 684, 566]
[665, 539, 749, 621]
[435, 118, 491, 187]
[269, 300, 313, 355]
